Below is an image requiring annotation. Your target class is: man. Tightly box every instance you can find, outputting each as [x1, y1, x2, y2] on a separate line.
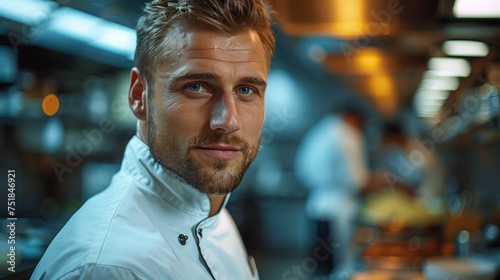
[31, 0, 274, 279]
[295, 106, 384, 278]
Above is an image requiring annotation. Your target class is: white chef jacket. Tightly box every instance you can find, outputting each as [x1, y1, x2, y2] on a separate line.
[31, 136, 259, 280]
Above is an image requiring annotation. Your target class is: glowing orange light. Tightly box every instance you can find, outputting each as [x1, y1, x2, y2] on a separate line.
[354, 49, 383, 74]
[331, 0, 365, 37]
[42, 94, 60, 116]
[368, 74, 398, 116]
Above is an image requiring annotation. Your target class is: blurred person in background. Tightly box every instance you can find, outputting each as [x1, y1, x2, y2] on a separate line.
[363, 120, 447, 227]
[295, 106, 385, 279]
[31, 0, 275, 279]
[375, 121, 423, 192]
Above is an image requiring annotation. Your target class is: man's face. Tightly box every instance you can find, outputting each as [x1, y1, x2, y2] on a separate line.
[147, 25, 268, 195]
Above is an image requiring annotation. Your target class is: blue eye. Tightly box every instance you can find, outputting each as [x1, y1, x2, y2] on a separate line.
[188, 84, 203, 91]
[183, 83, 211, 97]
[238, 87, 254, 95]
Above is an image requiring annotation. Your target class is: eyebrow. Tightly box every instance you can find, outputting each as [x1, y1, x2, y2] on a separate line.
[241, 77, 267, 87]
[171, 72, 267, 87]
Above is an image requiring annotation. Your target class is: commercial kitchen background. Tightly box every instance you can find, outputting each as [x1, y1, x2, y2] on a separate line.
[0, 0, 499, 279]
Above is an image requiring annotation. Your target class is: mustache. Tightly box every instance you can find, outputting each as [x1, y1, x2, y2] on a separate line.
[190, 134, 251, 150]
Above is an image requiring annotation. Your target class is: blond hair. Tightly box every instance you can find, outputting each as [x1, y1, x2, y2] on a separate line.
[135, 0, 275, 81]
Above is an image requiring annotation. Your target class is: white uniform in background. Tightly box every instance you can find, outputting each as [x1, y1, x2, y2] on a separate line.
[295, 114, 369, 272]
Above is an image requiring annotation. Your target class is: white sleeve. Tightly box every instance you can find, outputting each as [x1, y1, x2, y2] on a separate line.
[343, 126, 369, 190]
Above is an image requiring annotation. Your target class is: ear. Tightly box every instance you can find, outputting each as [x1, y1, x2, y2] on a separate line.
[129, 67, 148, 121]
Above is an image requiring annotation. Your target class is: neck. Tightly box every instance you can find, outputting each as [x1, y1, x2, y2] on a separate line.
[208, 194, 227, 217]
[136, 120, 149, 144]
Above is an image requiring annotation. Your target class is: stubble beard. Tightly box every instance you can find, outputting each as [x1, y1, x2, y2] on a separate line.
[147, 100, 259, 195]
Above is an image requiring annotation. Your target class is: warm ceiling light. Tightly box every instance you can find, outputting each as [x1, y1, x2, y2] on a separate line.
[428, 57, 471, 77]
[453, 0, 500, 18]
[331, 0, 365, 37]
[354, 49, 382, 73]
[442, 40, 490, 57]
[368, 74, 394, 98]
[367, 74, 398, 116]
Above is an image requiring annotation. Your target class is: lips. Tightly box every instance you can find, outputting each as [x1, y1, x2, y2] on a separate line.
[196, 145, 242, 160]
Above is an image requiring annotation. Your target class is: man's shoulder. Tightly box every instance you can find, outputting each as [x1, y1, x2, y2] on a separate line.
[31, 198, 178, 280]
[51, 180, 173, 255]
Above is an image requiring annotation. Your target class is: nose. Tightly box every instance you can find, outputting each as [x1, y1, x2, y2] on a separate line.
[210, 93, 241, 133]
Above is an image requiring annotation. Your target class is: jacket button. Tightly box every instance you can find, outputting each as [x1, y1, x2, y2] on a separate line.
[178, 234, 188, 245]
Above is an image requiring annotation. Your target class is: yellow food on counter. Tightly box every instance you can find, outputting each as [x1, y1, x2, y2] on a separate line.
[362, 190, 445, 228]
